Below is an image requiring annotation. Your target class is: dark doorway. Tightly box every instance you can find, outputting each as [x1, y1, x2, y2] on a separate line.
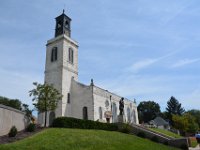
[106, 118, 110, 123]
[49, 111, 55, 126]
[83, 107, 88, 120]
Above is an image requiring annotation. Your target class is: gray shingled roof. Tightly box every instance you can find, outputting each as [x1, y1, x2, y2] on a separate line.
[151, 117, 169, 126]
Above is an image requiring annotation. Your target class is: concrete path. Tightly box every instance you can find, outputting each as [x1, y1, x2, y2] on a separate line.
[189, 145, 200, 150]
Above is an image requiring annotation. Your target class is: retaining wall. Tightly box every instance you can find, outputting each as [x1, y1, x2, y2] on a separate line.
[118, 123, 189, 149]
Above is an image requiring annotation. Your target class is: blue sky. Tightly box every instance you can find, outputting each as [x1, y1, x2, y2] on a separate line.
[0, 0, 200, 112]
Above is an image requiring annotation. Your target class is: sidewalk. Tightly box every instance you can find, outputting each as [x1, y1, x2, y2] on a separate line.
[189, 145, 200, 150]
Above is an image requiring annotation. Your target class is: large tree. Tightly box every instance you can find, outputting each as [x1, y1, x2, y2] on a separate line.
[137, 101, 161, 123]
[29, 82, 62, 127]
[166, 96, 185, 124]
[166, 96, 185, 115]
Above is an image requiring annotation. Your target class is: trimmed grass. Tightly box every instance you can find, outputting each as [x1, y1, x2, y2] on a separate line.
[149, 128, 182, 138]
[0, 128, 180, 150]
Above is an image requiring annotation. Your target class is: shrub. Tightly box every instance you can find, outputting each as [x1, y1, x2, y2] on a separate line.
[137, 131, 146, 138]
[151, 136, 159, 142]
[8, 126, 17, 137]
[52, 117, 118, 131]
[26, 123, 36, 132]
[119, 123, 131, 134]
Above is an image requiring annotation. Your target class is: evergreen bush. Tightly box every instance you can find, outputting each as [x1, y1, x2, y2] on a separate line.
[8, 126, 17, 137]
[26, 123, 36, 132]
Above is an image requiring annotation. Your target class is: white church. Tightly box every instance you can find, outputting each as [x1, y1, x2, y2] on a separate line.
[38, 11, 139, 126]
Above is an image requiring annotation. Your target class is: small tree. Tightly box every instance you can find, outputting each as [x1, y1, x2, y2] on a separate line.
[29, 82, 62, 127]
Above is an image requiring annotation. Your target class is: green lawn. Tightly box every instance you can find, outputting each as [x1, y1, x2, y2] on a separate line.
[0, 128, 180, 150]
[149, 128, 182, 138]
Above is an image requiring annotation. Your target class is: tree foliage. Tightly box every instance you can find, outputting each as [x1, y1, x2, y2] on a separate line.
[166, 96, 185, 124]
[29, 82, 62, 127]
[137, 101, 161, 123]
[187, 109, 200, 129]
[22, 104, 33, 123]
[166, 96, 185, 115]
[172, 113, 199, 134]
[0, 96, 22, 110]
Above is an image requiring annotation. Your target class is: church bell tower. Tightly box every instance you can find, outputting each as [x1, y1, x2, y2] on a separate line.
[41, 11, 78, 126]
[55, 10, 71, 37]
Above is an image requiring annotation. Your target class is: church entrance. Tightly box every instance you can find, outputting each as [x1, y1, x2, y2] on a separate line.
[49, 111, 55, 126]
[106, 118, 110, 123]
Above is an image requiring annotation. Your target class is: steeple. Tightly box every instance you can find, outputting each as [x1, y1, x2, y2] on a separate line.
[55, 10, 71, 37]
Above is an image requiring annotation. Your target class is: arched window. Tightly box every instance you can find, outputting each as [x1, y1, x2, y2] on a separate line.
[83, 107, 88, 120]
[68, 48, 74, 64]
[51, 47, 57, 62]
[67, 93, 70, 103]
[99, 107, 102, 119]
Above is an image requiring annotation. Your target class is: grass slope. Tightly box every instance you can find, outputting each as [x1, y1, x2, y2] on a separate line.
[0, 128, 180, 150]
[149, 128, 182, 138]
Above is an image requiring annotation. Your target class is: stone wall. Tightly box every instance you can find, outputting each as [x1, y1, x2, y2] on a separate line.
[0, 104, 28, 136]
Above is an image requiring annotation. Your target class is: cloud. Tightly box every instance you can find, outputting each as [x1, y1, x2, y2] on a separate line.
[171, 58, 200, 68]
[126, 49, 181, 73]
[128, 59, 158, 73]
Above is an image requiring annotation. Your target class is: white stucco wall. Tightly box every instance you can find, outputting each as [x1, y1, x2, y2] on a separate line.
[0, 104, 28, 136]
[70, 80, 93, 120]
[93, 86, 139, 124]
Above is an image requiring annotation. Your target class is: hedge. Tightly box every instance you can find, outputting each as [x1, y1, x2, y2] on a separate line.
[52, 117, 118, 131]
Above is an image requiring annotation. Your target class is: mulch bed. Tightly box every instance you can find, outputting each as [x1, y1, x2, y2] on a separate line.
[0, 127, 45, 144]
